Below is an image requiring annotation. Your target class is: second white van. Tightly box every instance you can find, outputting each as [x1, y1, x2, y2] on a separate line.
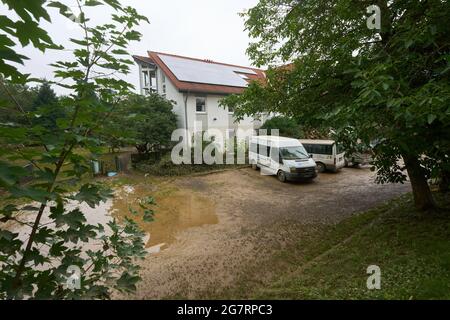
[299, 139, 345, 172]
[249, 136, 318, 182]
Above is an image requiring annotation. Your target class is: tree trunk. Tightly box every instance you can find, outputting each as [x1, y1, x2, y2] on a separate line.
[402, 153, 436, 211]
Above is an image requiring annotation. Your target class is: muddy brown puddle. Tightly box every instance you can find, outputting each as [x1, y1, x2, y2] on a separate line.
[110, 183, 218, 252]
[3, 182, 218, 258]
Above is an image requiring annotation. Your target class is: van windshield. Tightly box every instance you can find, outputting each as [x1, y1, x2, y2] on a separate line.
[280, 146, 309, 160]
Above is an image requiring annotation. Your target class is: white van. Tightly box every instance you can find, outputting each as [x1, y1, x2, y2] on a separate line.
[249, 136, 317, 182]
[299, 139, 345, 172]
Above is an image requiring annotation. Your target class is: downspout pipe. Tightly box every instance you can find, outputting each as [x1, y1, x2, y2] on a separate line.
[183, 91, 189, 147]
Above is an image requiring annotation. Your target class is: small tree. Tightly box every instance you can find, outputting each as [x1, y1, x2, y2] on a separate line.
[31, 81, 57, 111]
[0, 80, 38, 126]
[105, 94, 177, 155]
[260, 116, 301, 138]
[0, 0, 151, 299]
[31, 81, 66, 132]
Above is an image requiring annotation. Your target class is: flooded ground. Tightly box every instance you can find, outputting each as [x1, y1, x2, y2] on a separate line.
[3, 166, 411, 299]
[111, 184, 218, 251]
[2, 198, 114, 260]
[4, 179, 218, 256]
[120, 166, 411, 299]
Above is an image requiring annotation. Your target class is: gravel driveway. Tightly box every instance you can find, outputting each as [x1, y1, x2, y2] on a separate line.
[124, 166, 410, 299]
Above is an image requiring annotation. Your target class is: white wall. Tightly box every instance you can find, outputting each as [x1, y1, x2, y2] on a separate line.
[140, 63, 259, 143]
[185, 94, 255, 139]
[156, 68, 185, 128]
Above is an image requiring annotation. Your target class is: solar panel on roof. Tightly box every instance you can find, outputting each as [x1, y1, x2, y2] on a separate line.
[158, 54, 257, 87]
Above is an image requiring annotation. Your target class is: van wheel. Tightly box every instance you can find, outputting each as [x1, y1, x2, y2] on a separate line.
[251, 162, 258, 170]
[316, 162, 326, 173]
[277, 170, 287, 183]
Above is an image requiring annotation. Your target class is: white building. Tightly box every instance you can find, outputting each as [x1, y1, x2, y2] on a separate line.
[133, 51, 267, 144]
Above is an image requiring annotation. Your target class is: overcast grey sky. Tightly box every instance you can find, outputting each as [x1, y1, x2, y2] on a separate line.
[4, 0, 259, 95]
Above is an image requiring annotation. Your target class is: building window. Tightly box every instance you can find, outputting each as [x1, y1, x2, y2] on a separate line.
[196, 97, 206, 113]
[228, 105, 234, 114]
[141, 65, 157, 95]
[143, 70, 149, 87]
[162, 73, 166, 95]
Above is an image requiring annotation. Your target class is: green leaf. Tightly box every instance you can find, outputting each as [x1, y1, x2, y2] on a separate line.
[0, 204, 18, 222]
[111, 49, 128, 55]
[34, 227, 54, 244]
[52, 208, 86, 229]
[49, 241, 68, 257]
[143, 209, 154, 222]
[9, 186, 53, 203]
[85, 0, 103, 6]
[143, 196, 155, 205]
[70, 38, 89, 46]
[128, 207, 138, 216]
[25, 247, 49, 266]
[427, 114, 437, 124]
[0, 161, 28, 187]
[70, 184, 112, 208]
[116, 272, 140, 292]
[0, 229, 18, 241]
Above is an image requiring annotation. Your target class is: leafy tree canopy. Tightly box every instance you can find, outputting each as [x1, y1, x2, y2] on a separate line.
[260, 116, 301, 138]
[0, 0, 151, 299]
[30, 81, 67, 132]
[103, 94, 177, 154]
[0, 81, 38, 126]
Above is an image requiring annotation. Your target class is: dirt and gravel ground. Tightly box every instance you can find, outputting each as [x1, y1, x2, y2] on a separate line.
[122, 166, 411, 299]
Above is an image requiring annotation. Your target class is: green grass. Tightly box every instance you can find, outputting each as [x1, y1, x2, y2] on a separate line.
[214, 193, 450, 300]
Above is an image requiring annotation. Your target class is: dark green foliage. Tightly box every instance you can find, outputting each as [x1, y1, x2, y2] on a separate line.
[30, 81, 67, 132]
[137, 135, 248, 176]
[103, 94, 178, 154]
[0, 0, 58, 83]
[31, 82, 57, 111]
[0, 81, 38, 126]
[0, 0, 150, 299]
[260, 116, 301, 138]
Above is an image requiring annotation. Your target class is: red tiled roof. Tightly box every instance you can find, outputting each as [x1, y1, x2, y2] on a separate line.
[133, 51, 265, 95]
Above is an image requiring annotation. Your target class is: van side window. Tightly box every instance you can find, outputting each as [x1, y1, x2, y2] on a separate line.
[258, 144, 270, 157]
[304, 144, 332, 155]
[270, 147, 280, 162]
[322, 145, 332, 155]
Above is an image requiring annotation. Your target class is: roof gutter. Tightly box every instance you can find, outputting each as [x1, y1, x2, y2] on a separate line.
[183, 91, 189, 146]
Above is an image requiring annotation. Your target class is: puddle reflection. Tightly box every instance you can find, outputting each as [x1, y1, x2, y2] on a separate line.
[110, 185, 218, 249]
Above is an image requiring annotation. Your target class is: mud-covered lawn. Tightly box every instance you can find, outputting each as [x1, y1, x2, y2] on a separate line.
[119, 167, 411, 299]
